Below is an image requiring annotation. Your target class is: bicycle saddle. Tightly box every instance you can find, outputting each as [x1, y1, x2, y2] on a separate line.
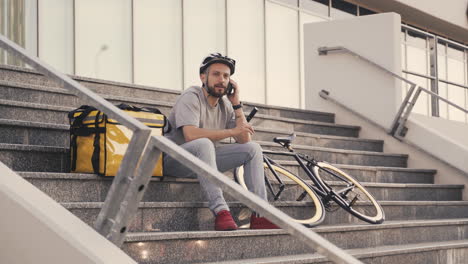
[273, 133, 296, 145]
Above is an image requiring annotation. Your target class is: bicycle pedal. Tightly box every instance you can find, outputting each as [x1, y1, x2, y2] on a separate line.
[349, 194, 359, 206]
[296, 191, 307, 201]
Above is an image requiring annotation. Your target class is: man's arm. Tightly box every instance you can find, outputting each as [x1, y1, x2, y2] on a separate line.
[231, 107, 251, 143]
[183, 126, 231, 142]
[228, 80, 253, 144]
[182, 123, 253, 143]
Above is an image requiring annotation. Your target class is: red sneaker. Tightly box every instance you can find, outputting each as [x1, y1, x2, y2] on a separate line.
[250, 213, 280, 229]
[215, 210, 238, 231]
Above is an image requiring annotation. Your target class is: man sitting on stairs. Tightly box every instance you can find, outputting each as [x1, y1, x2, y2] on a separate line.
[164, 53, 279, 231]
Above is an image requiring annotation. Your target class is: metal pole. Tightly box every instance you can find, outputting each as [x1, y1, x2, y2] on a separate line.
[429, 35, 439, 117]
[94, 129, 153, 245]
[395, 86, 423, 138]
[389, 84, 417, 135]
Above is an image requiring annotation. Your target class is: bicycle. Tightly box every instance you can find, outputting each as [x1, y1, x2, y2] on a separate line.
[234, 107, 385, 227]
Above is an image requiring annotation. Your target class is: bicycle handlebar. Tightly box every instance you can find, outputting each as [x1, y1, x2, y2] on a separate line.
[246, 107, 258, 123]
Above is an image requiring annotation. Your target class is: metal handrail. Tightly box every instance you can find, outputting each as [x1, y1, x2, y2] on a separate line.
[402, 70, 468, 90]
[318, 46, 468, 138]
[0, 34, 362, 263]
[318, 46, 418, 136]
[402, 24, 468, 50]
[0, 35, 154, 244]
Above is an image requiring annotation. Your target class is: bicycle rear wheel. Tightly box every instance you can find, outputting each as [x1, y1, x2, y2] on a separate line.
[313, 162, 384, 224]
[234, 163, 325, 227]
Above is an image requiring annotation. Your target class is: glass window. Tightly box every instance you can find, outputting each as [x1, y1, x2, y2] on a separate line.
[227, 0, 265, 104]
[359, 6, 376, 16]
[406, 31, 427, 49]
[331, 0, 356, 19]
[406, 45, 428, 75]
[437, 41, 446, 56]
[438, 81, 448, 119]
[407, 75, 430, 116]
[75, 0, 132, 83]
[24, 0, 37, 61]
[276, 0, 298, 7]
[447, 43, 464, 60]
[0, 0, 27, 66]
[38, 0, 74, 74]
[447, 85, 466, 122]
[437, 42, 447, 82]
[401, 43, 406, 70]
[301, 0, 329, 17]
[447, 55, 465, 84]
[134, 0, 182, 90]
[183, 0, 226, 89]
[266, 1, 300, 108]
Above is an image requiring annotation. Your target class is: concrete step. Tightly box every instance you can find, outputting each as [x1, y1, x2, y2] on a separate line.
[0, 119, 68, 147]
[276, 161, 435, 184]
[210, 240, 468, 263]
[0, 119, 377, 152]
[256, 141, 408, 167]
[0, 144, 68, 172]
[0, 99, 358, 137]
[0, 66, 335, 123]
[21, 173, 461, 203]
[253, 127, 382, 152]
[120, 219, 468, 263]
[20, 172, 459, 203]
[0, 140, 406, 173]
[62, 201, 468, 232]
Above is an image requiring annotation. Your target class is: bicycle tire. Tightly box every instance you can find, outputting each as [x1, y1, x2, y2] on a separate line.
[313, 162, 385, 224]
[234, 163, 325, 227]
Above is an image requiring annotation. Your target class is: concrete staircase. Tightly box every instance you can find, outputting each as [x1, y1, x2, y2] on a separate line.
[1, 64, 468, 263]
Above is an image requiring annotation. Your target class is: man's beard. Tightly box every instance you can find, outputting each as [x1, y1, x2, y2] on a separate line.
[206, 83, 226, 98]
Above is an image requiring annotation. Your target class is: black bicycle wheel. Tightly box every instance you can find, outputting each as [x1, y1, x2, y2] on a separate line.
[234, 163, 325, 227]
[313, 162, 385, 224]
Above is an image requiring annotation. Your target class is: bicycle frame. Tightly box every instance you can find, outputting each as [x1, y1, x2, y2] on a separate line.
[262, 149, 356, 208]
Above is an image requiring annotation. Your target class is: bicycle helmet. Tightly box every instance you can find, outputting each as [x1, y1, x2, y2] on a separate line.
[199, 53, 236, 75]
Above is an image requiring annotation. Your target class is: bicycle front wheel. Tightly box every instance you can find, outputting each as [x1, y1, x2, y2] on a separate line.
[235, 163, 325, 227]
[313, 162, 385, 224]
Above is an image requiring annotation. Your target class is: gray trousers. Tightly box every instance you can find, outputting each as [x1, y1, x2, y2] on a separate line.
[164, 138, 266, 214]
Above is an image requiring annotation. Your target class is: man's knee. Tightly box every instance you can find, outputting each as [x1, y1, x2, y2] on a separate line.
[186, 138, 215, 159]
[244, 141, 263, 159]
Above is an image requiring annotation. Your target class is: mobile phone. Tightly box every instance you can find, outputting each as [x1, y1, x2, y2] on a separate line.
[227, 82, 235, 96]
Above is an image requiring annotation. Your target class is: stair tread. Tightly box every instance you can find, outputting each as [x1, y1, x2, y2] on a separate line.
[0, 67, 336, 119]
[0, 98, 358, 133]
[0, 118, 370, 143]
[0, 141, 405, 158]
[17, 172, 458, 188]
[61, 200, 468, 210]
[123, 218, 468, 242]
[255, 140, 407, 157]
[206, 239, 468, 263]
[0, 98, 346, 127]
[255, 127, 382, 143]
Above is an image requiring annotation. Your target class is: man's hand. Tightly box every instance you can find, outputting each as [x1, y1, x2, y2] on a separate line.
[227, 79, 240, 105]
[231, 122, 255, 138]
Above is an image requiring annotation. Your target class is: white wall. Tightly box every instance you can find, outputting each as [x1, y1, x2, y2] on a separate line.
[0, 162, 136, 264]
[304, 12, 402, 129]
[406, 114, 468, 175]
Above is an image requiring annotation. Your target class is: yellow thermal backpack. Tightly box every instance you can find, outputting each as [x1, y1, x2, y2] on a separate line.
[68, 103, 168, 177]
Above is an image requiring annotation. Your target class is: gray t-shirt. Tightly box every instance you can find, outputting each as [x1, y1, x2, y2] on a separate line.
[165, 86, 236, 145]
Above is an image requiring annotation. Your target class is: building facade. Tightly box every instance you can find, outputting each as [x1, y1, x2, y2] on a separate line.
[1, 0, 467, 122]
